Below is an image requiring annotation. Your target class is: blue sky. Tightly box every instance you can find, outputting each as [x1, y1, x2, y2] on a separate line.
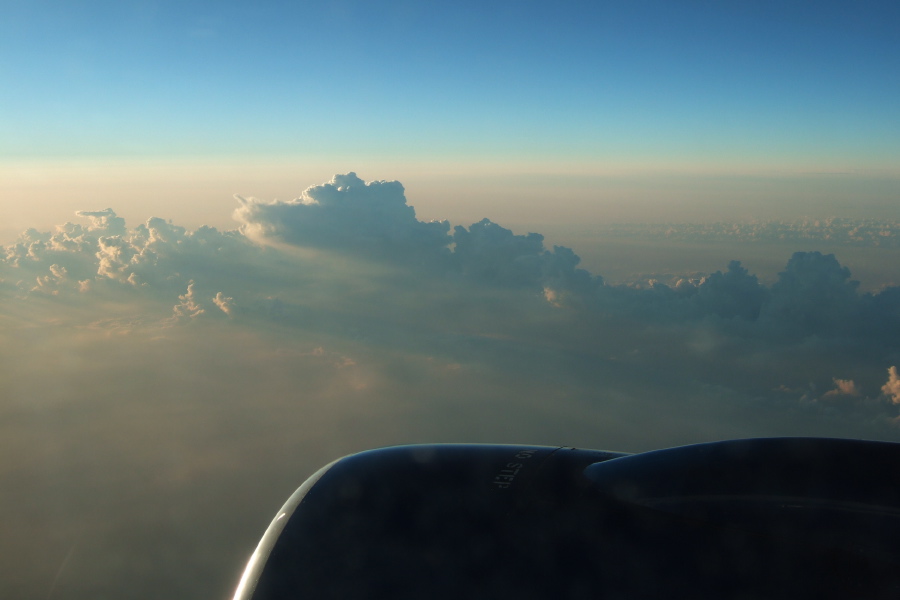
[3, 0, 898, 168]
[1, 0, 899, 240]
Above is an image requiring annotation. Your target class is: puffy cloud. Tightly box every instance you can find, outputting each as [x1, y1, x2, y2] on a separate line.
[1, 208, 269, 326]
[213, 291, 234, 315]
[823, 378, 861, 398]
[453, 218, 546, 282]
[882, 366, 900, 404]
[170, 281, 205, 321]
[75, 208, 127, 236]
[694, 260, 768, 321]
[234, 172, 451, 261]
[451, 218, 598, 295]
[31, 263, 68, 295]
[3, 176, 900, 363]
[234, 174, 599, 302]
[760, 251, 861, 337]
[96, 234, 140, 282]
[6, 174, 900, 374]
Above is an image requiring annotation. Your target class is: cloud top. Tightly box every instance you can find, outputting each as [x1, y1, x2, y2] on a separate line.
[234, 172, 451, 260]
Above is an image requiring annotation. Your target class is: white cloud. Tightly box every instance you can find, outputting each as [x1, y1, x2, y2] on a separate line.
[75, 208, 127, 236]
[170, 281, 205, 321]
[31, 263, 68, 295]
[823, 378, 861, 397]
[882, 366, 900, 404]
[212, 292, 234, 315]
[234, 172, 452, 260]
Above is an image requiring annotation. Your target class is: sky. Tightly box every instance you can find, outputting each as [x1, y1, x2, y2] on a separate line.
[2, 2, 900, 599]
[2, 0, 899, 236]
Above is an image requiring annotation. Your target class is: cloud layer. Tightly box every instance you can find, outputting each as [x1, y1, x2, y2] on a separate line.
[5, 173, 900, 425]
[3, 173, 900, 600]
[599, 218, 900, 247]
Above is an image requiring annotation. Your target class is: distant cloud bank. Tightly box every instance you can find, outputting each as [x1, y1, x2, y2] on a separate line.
[599, 219, 900, 247]
[3, 172, 900, 433]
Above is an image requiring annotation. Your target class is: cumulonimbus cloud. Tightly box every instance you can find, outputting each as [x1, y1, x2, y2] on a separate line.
[233, 172, 600, 296]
